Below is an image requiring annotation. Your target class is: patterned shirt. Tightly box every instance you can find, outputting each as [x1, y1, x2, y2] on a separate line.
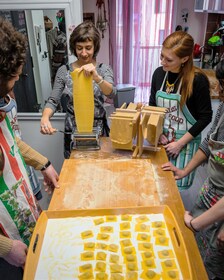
[44, 63, 116, 158]
[45, 63, 116, 115]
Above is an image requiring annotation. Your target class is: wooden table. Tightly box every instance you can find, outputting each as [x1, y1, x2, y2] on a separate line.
[49, 138, 208, 280]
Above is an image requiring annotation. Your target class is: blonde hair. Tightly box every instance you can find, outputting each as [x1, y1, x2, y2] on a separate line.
[163, 31, 206, 108]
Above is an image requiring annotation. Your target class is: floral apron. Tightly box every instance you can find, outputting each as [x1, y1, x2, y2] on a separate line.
[0, 95, 41, 197]
[0, 103, 39, 246]
[191, 112, 224, 279]
[156, 73, 201, 190]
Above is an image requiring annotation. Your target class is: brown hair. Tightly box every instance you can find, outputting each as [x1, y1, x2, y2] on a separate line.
[69, 21, 101, 58]
[163, 31, 207, 108]
[0, 17, 27, 82]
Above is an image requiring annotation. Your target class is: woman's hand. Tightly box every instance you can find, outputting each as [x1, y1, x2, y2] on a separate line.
[164, 141, 183, 158]
[40, 117, 56, 135]
[78, 63, 99, 80]
[184, 211, 194, 229]
[41, 164, 59, 194]
[158, 134, 168, 145]
[4, 240, 27, 268]
[161, 161, 186, 179]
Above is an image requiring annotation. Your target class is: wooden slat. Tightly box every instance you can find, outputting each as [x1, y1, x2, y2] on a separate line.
[143, 105, 167, 113]
[127, 102, 138, 110]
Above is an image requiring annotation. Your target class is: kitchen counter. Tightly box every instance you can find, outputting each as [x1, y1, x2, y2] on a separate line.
[49, 137, 208, 280]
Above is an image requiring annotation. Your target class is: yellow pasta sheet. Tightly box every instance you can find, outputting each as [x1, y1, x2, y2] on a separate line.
[71, 69, 94, 132]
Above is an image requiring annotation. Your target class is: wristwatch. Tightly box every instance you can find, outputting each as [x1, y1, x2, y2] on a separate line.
[40, 160, 51, 171]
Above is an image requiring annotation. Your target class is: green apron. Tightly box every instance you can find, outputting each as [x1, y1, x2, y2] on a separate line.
[156, 73, 201, 190]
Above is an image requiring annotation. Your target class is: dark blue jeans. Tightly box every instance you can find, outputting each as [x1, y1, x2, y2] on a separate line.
[0, 258, 23, 280]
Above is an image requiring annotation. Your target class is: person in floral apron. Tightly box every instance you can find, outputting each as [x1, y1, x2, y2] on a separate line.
[149, 31, 212, 190]
[4, 91, 42, 201]
[0, 18, 59, 280]
[162, 60, 224, 279]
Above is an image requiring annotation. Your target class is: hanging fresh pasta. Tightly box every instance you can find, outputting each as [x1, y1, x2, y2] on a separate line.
[71, 69, 94, 132]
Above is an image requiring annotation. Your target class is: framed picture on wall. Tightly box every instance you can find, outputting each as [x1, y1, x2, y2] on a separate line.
[83, 13, 95, 24]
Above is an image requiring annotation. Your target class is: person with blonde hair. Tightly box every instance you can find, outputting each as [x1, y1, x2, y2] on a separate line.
[150, 31, 212, 190]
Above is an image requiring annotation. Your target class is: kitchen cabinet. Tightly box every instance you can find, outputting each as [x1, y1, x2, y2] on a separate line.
[195, 0, 224, 13]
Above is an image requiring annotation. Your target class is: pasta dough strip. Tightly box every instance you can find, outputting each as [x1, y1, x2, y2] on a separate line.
[71, 69, 94, 132]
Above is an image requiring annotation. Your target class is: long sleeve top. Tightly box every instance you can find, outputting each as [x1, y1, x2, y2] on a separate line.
[149, 66, 213, 137]
[45, 63, 116, 115]
[0, 137, 48, 173]
[0, 235, 13, 258]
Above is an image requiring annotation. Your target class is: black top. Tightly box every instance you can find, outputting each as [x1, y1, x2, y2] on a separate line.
[149, 66, 213, 137]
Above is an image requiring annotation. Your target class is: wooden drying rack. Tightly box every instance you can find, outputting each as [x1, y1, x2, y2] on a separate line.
[109, 103, 167, 158]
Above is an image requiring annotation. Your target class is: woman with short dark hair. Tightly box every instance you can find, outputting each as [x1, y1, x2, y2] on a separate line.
[41, 21, 116, 158]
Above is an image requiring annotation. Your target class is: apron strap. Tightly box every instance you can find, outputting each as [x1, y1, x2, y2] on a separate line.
[160, 72, 168, 91]
[160, 72, 182, 94]
[176, 79, 182, 94]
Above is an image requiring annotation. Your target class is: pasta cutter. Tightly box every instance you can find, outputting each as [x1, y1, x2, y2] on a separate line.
[71, 127, 101, 151]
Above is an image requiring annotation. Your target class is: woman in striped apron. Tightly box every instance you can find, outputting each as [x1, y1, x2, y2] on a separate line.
[192, 107, 224, 279]
[150, 31, 212, 190]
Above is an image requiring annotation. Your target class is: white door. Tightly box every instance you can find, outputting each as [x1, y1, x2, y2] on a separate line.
[26, 10, 52, 110]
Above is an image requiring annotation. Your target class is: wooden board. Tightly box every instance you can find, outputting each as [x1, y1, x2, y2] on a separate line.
[142, 106, 167, 113]
[147, 114, 160, 146]
[50, 159, 160, 210]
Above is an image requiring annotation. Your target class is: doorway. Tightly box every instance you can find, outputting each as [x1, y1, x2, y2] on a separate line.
[0, 10, 38, 112]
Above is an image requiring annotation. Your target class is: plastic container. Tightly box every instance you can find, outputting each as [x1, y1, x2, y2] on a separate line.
[193, 58, 201, 67]
[114, 84, 136, 108]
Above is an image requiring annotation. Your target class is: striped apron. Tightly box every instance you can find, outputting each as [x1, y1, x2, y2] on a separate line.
[156, 73, 201, 190]
[191, 111, 224, 279]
